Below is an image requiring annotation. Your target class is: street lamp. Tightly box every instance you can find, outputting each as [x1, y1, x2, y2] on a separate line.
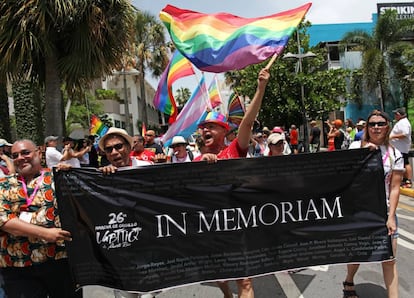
[283, 35, 316, 152]
[113, 67, 139, 135]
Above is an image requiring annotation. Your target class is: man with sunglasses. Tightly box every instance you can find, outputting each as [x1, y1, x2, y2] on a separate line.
[168, 136, 196, 163]
[97, 129, 156, 298]
[98, 127, 136, 175]
[0, 139, 80, 297]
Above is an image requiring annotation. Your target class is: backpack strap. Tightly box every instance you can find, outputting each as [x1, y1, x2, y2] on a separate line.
[187, 150, 194, 161]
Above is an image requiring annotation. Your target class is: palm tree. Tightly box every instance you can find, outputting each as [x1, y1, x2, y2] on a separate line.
[175, 87, 192, 109]
[0, 1, 135, 138]
[0, 72, 11, 141]
[341, 9, 414, 110]
[132, 11, 170, 125]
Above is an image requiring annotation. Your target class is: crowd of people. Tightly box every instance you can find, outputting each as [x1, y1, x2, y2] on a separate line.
[0, 65, 409, 297]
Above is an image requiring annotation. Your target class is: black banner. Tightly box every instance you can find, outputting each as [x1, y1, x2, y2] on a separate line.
[55, 149, 392, 293]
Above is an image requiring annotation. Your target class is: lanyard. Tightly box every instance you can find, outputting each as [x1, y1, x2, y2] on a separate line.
[382, 146, 391, 167]
[19, 171, 44, 206]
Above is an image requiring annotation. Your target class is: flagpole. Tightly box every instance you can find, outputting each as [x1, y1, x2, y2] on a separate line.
[265, 53, 279, 70]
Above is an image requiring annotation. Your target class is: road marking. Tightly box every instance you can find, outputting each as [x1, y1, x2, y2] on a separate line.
[398, 228, 414, 240]
[308, 265, 329, 272]
[397, 228, 414, 251]
[274, 272, 304, 298]
[397, 238, 414, 250]
[397, 213, 414, 221]
[398, 202, 414, 212]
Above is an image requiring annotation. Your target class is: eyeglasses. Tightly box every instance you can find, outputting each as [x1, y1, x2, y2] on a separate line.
[103, 143, 125, 154]
[171, 144, 184, 148]
[145, 134, 154, 137]
[12, 149, 33, 159]
[367, 121, 387, 127]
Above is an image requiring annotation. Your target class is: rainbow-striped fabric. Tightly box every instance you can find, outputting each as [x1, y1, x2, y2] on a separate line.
[89, 115, 109, 149]
[208, 76, 221, 108]
[227, 93, 245, 128]
[160, 3, 311, 73]
[161, 76, 210, 147]
[153, 51, 195, 122]
[90, 115, 108, 137]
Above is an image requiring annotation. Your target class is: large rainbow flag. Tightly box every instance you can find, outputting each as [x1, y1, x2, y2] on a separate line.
[153, 51, 195, 123]
[160, 3, 312, 73]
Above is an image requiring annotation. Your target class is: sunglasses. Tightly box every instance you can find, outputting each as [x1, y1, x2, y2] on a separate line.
[12, 149, 33, 159]
[145, 134, 154, 137]
[103, 143, 124, 154]
[367, 121, 387, 127]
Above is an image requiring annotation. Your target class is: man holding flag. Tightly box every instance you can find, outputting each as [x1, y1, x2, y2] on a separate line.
[194, 68, 270, 298]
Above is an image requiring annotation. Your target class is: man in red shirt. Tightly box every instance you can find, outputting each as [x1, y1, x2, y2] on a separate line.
[289, 124, 299, 154]
[129, 135, 155, 166]
[194, 68, 270, 298]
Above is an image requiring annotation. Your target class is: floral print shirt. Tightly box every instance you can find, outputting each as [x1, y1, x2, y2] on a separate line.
[0, 169, 67, 268]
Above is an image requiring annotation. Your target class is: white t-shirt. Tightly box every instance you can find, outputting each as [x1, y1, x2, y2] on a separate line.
[349, 141, 404, 206]
[390, 117, 412, 154]
[45, 147, 63, 168]
[61, 149, 81, 168]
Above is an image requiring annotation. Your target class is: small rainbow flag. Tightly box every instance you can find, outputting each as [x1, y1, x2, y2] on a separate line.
[160, 3, 311, 73]
[208, 75, 222, 108]
[90, 115, 108, 136]
[153, 51, 195, 123]
[89, 115, 109, 148]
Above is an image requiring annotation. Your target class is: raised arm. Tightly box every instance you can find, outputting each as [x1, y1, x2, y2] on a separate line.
[237, 68, 270, 150]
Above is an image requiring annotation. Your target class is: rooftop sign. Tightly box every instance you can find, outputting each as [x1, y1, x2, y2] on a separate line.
[378, 2, 414, 19]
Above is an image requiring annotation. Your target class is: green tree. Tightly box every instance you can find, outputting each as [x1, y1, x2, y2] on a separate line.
[12, 80, 45, 145]
[64, 90, 104, 134]
[132, 10, 170, 125]
[0, 73, 11, 141]
[341, 9, 414, 111]
[0, 1, 135, 138]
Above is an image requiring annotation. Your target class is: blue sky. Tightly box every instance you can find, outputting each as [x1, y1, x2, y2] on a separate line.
[132, 0, 411, 24]
[131, 0, 411, 90]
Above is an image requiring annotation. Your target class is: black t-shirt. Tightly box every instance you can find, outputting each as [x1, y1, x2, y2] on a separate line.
[145, 143, 164, 154]
[334, 130, 344, 150]
[310, 127, 321, 144]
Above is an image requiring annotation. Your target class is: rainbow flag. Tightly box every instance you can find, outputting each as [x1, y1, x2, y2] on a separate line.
[208, 75, 222, 108]
[141, 122, 146, 137]
[89, 115, 109, 148]
[90, 115, 108, 136]
[160, 3, 312, 73]
[161, 76, 210, 147]
[153, 51, 195, 123]
[227, 93, 245, 128]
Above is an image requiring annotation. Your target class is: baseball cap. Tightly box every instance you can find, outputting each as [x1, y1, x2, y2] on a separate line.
[267, 133, 285, 145]
[198, 112, 230, 131]
[0, 139, 12, 147]
[98, 127, 133, 151]
[44, 136, 59, 144]
[392, 107, 406, 116]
